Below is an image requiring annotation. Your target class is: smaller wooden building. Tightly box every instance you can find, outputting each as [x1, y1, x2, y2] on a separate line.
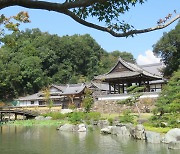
[16, 83, 86, 108]
[95, 57, 165, 94]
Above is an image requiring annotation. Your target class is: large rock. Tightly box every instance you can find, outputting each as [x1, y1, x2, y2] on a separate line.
[98, 120, 109, 128]
[35, 116, 45, 120]
[168, 141, 180, 149]
[61, 109, 73, 114]
[145, 131, 161, 143]
[44, 116, 52, 120]
[111, 126, 131, 136]
[101, 126, 112, 134]
[58, 124, 78, 132]
[131, 124, 146, 140]
[78, 124, 87, 132]
[162, 128, 180, 143]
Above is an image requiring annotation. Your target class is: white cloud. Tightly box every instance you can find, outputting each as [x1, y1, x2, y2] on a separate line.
[137, 50, 161, 65]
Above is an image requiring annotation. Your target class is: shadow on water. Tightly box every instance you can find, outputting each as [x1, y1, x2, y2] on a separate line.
[0, 125, 179, 154]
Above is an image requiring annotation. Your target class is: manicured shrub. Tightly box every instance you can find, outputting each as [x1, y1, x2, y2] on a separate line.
[68, 112, 85, 124]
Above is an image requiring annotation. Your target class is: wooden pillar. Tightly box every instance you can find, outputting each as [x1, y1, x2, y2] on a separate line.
[113, 84, 116, 94]
[147, 81, 150, 92]
[9, 109, 10, 121]
[0, 112, 2, 121]
[15, 113, 17, 120]
[109, 83, 111, 94]
[118, 84, 120, 94]
[122, 84, 125, 93]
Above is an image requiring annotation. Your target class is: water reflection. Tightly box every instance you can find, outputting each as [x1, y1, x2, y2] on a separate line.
[0, 126, 179, 154]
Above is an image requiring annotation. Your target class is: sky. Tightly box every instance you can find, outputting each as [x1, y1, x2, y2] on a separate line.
[0, 0, 180, 65]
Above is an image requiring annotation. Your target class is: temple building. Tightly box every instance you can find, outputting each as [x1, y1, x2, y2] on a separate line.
[94, 57, 166, 94]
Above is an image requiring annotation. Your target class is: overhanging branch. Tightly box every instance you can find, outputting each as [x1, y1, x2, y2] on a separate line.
[63, 10, 180, 37]
[0, 0, 179, 37]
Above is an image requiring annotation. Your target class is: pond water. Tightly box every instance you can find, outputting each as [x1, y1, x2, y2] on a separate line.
[0, 125, 178, 154]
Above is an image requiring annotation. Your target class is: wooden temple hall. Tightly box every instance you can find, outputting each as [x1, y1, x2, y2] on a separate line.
[95, 57, 165, 94]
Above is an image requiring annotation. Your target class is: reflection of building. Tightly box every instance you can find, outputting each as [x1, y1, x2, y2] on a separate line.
[94, 57, 166, 94]
[16, 84, 86, 108]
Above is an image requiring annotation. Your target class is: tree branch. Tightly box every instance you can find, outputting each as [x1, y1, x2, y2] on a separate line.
[63, 10, 180, 37]
[0, 0, 100, 10]
[0, 0, 179, 37]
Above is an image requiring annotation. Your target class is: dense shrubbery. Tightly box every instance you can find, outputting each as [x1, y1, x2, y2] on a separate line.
[148, 70, 180, 128]
[42, 111, 101, 124]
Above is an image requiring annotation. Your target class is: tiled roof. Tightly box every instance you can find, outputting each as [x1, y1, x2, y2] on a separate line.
[95, 71, 140, 80]
[140, 63, 164, 76]
[95, 57, 163, 80]
[61, 83, 86, 95]
[16, 83, 86, 101]
[89, 82, 114, 91]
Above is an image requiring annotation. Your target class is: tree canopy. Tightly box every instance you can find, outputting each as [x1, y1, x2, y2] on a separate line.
[152, 69, 180, 127]
[0, 28, 135, 100]
[153, 22, 180, 77]
[0, 0, 179, 37]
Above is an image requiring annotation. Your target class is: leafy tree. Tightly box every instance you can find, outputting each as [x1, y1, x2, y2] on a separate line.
[82, 89, 93, 112]
[110, 50, 136, 63]
[0, 1, 179, 37]
[153, 22, 180, 77]
[42, 87, 54, 110]
[153, 70, 180, 116]
[98, 50, 135, 74]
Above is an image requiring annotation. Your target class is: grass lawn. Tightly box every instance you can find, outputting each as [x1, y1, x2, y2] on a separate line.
[101, 113, 153, 119]
[7, 119, 68, 126]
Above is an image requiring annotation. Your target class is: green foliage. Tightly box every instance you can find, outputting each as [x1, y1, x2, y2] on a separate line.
[118, 85, 144, 106]
[154, 70, 180, 115]
[42, 87, 54, 109]
[82, 89, 94, 112]
[0, 28, 135, 100]
[0, 12, 30, 34]
[42, 112, 66, 120]
[119, 110, 134, 123]
[86, 112, 101, 121]
[150, 113, 180, 128]
[151, 70, 180, 128]
[9, 119, 65, 126]
[153, 22, 180, 76]
[67, 112, 85, 124]
[72, 0, 145, 34]
[108, 118, 114, 126]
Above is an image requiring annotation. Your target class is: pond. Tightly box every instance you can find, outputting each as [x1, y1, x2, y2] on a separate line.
[0, 125, 178, 154]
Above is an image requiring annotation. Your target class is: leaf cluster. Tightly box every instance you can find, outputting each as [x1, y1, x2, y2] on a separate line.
[73, 0, 145, 32]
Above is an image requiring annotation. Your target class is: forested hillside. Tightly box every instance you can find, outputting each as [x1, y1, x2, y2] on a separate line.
[0, 29, 135, 100]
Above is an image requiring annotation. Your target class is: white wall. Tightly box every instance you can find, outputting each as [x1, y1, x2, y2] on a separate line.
[98, 92, 159, 101]
[18, 100, 39, 106]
